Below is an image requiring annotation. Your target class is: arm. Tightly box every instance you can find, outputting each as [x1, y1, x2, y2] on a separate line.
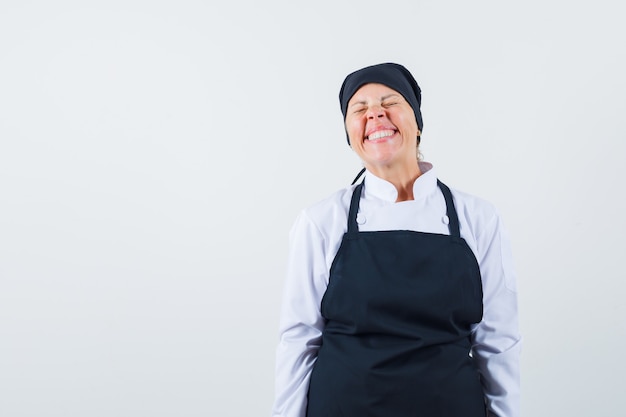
[272, 211, 329, 417]
[471, 212, 522, 417]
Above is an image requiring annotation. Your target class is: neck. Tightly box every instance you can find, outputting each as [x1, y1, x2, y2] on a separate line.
[367, 161, 422, 202]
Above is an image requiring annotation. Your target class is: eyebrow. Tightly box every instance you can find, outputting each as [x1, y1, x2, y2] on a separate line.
[349, 93, 402, 108]
[381, 93, 401, 101]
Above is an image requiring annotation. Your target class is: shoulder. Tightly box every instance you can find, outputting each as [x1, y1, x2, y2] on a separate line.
[448, 186, 500, 240]
[288, 185, 357, 263]
[299, 185, 356, 234]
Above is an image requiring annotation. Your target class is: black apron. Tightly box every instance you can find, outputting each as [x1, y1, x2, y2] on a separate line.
[306, 180, 486, 417]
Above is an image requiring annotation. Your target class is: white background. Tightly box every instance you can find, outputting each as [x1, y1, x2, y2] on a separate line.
[1, 1, 624, 416]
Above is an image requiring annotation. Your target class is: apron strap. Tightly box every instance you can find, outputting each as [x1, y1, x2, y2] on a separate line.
[351, 167, 366, 185]
[436, 180, 461, 238]
[347, 182, 364, 233]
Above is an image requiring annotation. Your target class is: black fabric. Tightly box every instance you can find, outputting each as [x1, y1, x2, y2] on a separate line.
[437, 179, 461, 238]
[306, 180, 486, 417]
[339, 62, 423, 145]
[350, 167, 366, 186]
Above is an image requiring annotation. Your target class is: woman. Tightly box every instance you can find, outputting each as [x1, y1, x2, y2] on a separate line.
[272, 63, 521, 417]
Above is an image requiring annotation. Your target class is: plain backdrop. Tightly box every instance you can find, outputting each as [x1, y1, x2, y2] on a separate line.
[1, 1, 624, 416]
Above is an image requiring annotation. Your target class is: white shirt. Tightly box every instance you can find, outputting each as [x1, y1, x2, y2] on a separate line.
[272, 162, 521, 417]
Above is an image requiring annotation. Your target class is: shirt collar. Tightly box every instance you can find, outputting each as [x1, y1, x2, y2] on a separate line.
[363, 161, 437, 203]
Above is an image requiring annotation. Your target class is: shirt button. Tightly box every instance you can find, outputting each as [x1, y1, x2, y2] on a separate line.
[356, 213, 366, 224]
[442, 215, 449, 225]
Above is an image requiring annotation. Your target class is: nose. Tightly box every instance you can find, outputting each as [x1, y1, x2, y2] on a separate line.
[366, 105, 385, 119]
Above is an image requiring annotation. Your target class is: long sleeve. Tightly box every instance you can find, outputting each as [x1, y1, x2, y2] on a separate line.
[271, 211, 330, 417]
[470, 211, 522, 417]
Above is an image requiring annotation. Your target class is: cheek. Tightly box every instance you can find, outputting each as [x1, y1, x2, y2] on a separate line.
[345, 119, 364, 141]
[395, 111, 418, 132]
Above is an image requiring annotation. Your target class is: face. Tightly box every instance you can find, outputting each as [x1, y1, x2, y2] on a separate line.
[345, 83, 420, 173]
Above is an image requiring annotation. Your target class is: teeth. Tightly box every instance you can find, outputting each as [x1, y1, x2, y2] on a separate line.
[367, 130, 395, 140]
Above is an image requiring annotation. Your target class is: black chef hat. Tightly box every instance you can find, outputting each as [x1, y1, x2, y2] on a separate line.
[339, 62, 423, 145]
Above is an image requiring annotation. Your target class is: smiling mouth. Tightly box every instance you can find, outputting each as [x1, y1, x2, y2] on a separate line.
[366, 129, 396, 141]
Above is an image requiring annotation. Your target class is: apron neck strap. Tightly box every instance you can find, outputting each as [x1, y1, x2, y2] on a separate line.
[436, 180, 461, 238]
[348, 182, 364, 233]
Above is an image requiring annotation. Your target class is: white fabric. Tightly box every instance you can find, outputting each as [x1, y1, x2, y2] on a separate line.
[272, 162, 521, 417]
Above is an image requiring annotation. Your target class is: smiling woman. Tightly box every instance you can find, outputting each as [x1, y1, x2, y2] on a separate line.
[271, 63, 521, 417]
[345, 83, 421, 201]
